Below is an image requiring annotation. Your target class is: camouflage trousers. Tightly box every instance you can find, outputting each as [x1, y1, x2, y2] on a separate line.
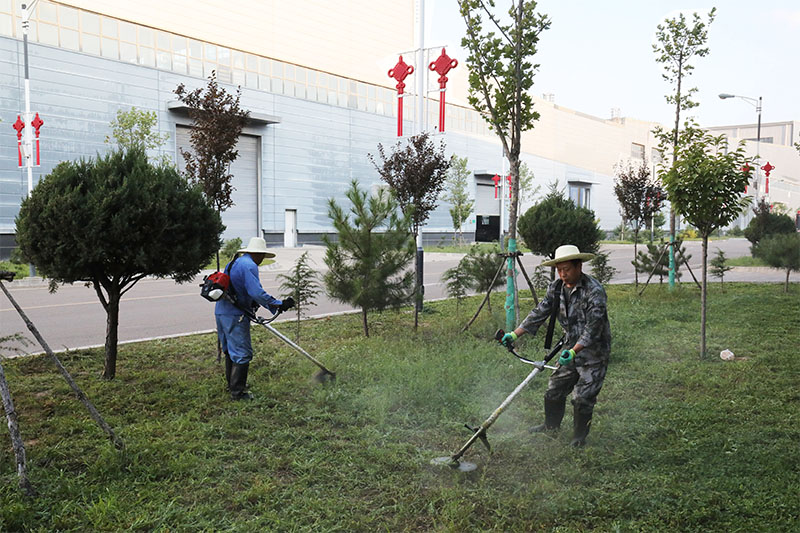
[543, 361, 608, 416]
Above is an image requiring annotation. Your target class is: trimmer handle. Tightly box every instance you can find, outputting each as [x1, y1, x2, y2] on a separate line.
[494, 329, 515, 352]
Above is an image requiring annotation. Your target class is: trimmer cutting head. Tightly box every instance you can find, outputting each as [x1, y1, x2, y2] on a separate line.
[312, 369, 336, 384]
[430, 456, 477, 472]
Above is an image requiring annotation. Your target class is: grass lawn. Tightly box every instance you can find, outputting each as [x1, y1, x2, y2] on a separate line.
[1, 283, 798, 532]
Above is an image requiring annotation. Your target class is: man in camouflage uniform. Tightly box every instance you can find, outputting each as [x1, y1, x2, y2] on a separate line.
[501, 244, 611, 447]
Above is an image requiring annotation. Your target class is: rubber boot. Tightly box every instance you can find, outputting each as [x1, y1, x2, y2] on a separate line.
[570, 407, 592, 447]
[230, 362, 253, 401]
[224, 353, 233, 392]
[530, 397, 566, 433]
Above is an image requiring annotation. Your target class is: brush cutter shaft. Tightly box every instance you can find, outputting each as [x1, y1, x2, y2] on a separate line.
[450, 336, 566, 462]
[452, 365, 543, 460]
[260, 321, 333, 375]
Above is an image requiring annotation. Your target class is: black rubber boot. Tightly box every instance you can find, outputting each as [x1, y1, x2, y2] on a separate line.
[224, 353, 233, 391]
[570, 407, 592, 447]
[530, 397, 566, 433]
[230, 362, 253, 401]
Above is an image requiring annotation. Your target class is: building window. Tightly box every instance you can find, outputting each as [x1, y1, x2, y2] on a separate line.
[651, 148, 662, 164]
[569, 182, 591, 209]
[631, 142, 645, 160]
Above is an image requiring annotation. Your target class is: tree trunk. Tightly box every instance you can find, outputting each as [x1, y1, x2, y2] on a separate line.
[103, 290, 120, 380]
[0, 361, 35, 496]
[633, 229, 639, 288]
[668, 59, 683, 290]
[361, 307, 369, 337]
[785, 269, 791, 293]
[700, 235, 708, 358]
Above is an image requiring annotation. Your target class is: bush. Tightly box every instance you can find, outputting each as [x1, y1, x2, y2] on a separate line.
[743, 199, 796, 253]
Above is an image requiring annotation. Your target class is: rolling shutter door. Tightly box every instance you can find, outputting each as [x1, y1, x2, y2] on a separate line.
[175, 126, 259, 241]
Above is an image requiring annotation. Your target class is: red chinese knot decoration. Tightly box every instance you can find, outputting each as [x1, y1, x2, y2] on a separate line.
[428, 48, 458, 132]
[761, 162, 774, 177]
[11, 113, 44, 168]
[13, 115, 25, 167]
[32, 113, 44, 166]
[388, 56, 414, 137]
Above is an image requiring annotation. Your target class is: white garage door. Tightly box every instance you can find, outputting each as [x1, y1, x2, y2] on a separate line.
[176, 126, 259, 241]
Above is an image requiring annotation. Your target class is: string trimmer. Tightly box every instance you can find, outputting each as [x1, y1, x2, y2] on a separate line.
[431, 330, 565, 472]
[242, 306, 336, 384]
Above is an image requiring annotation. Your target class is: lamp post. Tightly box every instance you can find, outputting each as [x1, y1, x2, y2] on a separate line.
[21, 0, 40, 277]
[719, 93, 764, 214]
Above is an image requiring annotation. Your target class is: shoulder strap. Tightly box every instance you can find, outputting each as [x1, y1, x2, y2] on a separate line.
[544, 279, 562, 349]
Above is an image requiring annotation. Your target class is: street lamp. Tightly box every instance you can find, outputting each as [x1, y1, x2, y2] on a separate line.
[718, 93, 762, 156]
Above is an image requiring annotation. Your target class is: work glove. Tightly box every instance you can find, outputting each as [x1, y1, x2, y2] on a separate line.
[280, 297, 295, 312]
[558, 349, 576, 366]
[501, 331, 517, 347]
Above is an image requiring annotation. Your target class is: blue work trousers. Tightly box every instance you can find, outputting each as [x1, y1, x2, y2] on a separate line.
[216, 314, 253, 364]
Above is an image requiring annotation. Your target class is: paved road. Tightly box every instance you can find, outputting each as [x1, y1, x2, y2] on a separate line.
[0, 239, 789, 355]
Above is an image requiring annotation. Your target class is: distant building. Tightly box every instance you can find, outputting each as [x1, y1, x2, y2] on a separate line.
[3, 1, 762, 258]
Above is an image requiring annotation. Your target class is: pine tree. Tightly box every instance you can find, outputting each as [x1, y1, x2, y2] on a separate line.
[322, 181, 415, 337]
[277, 251, 322, 341]
[441, 257, 471, 315]
[709, 248, 732, 291]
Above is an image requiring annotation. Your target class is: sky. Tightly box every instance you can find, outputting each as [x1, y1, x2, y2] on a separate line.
[426, 0, 799, 128]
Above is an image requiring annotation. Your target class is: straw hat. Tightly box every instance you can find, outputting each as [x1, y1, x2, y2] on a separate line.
[540, 244, 595, 267]
[238, 237, 276, 258]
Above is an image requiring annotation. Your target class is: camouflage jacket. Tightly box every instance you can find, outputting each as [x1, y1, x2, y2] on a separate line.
[519, 273, 611, 365]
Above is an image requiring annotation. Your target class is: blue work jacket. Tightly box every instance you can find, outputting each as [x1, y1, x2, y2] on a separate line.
[214, 253, 282, 316]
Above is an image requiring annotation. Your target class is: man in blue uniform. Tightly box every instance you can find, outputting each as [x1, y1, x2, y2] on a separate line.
[215, 237, 284, 400]
[502, 244, 612, 447]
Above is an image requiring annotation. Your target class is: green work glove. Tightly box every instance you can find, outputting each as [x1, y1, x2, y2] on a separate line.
[558, 349, 576, 366]
[501, 331, 517, 347]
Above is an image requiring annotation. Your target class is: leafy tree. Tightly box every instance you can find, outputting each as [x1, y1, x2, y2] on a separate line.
[518, 161, 540, 205]
[441, 257, 471, 315]
[278, 251, 322, 341]
[753, 233, 800, 293]
[743, 199, 796, 254]
[16, 149, 222, 379]
[442, 155, 474, 244]
[653, 7, 716, 288]
[662, 125, 753, 358]
[322, 180, 414, 337]
[462, 243, 504, 312]
[105, 107, 169, 164]
[174, 71, 249, 269]
[590, 251, 618, 285]
[459, 0, 551, 330]
[709, 248, 732, 291]
[369, 132, 451, 329]
[518, 184, 603, 277]
[613, 159, 666, 288]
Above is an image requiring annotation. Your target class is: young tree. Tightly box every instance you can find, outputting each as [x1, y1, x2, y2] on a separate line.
[653, 7, 716, 289]
[15, 149, 223, 379]
[709, 248, 733, 291]
[634, 242, 687, 284]
[518, 161, 541, 206]
[278, 251, 322, 341]
[753, 233, 800, 293]
[613, 159, 666, 288]
[590, 251, 618, 285]
[518, 184, 604, 279]
[462, 244, 505, 313]
[369, 132, 451, 329]
[105, 107, 169, 164]
[459, 0, 551, 331]
[174, 72, 249, 267]
[442, 155, 474, 245]
[322, 181, 415, 337]
[441, 257, 471, 315]
[662, 125, 753, 358]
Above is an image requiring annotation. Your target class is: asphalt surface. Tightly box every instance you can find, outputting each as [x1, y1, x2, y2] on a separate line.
[0, 238, 792, 356]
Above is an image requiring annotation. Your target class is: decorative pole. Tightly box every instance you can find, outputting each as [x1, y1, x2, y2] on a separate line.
[388, 56, 413, 137]
[428, 48, 457, 132]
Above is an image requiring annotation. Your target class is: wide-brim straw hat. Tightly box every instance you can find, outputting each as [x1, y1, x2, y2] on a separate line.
[540, 244, 595, 267]
[238, 237, 276, 258]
